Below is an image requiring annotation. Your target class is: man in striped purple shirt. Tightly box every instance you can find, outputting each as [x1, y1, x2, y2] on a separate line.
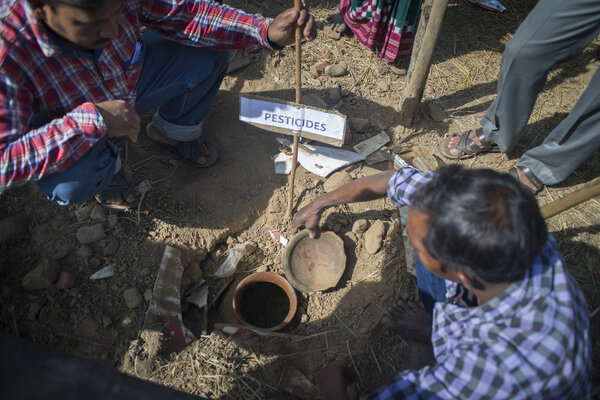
[0, 0, 315, 209]
[292, 165, 593, 399]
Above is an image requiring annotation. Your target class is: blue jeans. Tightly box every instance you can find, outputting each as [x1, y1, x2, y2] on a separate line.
[416, 256, 447, 315]
[37, 32, 229, 205]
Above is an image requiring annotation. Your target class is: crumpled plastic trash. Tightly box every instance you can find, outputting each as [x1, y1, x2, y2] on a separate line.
[214, 243, 247, 278]
[469, 0, 506, 13]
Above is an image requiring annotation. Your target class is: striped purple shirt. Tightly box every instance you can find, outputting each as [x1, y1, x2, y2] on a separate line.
[366, 167, 593, 399]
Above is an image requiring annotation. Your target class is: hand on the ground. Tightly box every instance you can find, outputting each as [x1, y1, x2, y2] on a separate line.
[291, 202, 323, 238]
[95, 100, 140, 142]
[318, 361, 354, 400]
[268, 8, 316, 47]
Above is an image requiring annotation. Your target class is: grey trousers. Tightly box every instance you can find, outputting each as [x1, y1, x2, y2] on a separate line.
[480, 0, 600, 185]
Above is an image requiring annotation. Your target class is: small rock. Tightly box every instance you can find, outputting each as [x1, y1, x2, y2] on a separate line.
[309, 61, 329, 78]
[377, 81, 390, 92]
[323, 25, 342, 40]
[249, 189, 259, 196]
[390, 66, 407, 76]
[350, 117, 370, 133]
[90, 204, 108, 221]
[226, 236, 237, 245]
[324, 64, 347, 77]
[88, 257, 102, 270]
[123, 287, 143, 309]
[22, 259, 61, 291]
[51, 243, 70, 260]
[301, 314, 309, 323]
[301, 93, 327, 109]
[143, 289, 153, 302]
[426, 103, 447, 122]
[78, 245, 93, 259]
[329, 86, 341, 103]
[365, 220, 385, 255]
[0, 214, 29, 244]
[55, 270, 76, 290]
[74, 204, 93, 221]
[107, 214, 118, 229]
[76, 224, 106, 244]
[324, 171, 353, 193]
[168, 159, 178, 168]
[102, 315, 112, 328]
[321, 49, 333, 61]
[352, 219, 368, 234]
[102, 239, 119, 257]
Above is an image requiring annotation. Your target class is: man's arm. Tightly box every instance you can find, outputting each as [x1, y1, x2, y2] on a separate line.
[292, 170, 395, 234]
[139, 0, 315, 53]
[0, 70, 138, 191]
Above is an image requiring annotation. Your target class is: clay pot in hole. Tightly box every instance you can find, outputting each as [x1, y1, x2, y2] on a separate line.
[232, 271, 297, 331]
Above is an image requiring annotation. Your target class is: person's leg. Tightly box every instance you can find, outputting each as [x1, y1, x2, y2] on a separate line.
[37, 137, 120, 205]
[415, 256, 447, 315]
[481, 0, 600, 152]
[518, 67, 600, 185]
[134, 32, 229, 142]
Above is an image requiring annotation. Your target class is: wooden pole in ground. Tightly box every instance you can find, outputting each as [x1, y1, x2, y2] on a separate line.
[541, 178, 600, 219]
[399, 0, 448, 126]
[286, 0, 303, 219]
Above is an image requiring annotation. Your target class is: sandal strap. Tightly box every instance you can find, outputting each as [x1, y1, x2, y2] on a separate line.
[455, 128, 491, 157]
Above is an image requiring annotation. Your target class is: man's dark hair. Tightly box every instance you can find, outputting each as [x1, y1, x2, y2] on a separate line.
[38, 0, 107, 11]
[410, 165, 547, 283]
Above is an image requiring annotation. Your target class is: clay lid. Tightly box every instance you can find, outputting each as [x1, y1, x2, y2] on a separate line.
[283, 230, 346, 293]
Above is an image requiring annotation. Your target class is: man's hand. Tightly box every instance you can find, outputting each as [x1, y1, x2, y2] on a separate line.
[268, 8, 316, 47]
[95, 100, 140, 142]
[318, 361, 354, 400]
[291, 201, 323, 238]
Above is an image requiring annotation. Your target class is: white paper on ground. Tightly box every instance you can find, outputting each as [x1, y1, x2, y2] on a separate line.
[90, 264, 116, 280]
[274, 153, 292, 174]
[186, 286, 209, 309]
[276, 138, 365, 177]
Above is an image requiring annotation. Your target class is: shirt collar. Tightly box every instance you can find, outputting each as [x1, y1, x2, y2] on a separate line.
[24, 0, 63, 57]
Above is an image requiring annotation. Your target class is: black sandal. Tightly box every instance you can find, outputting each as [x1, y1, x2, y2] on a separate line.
[95, 171, 139, 211]
[509, 166, 544, 195]
[438, 128, 499, 160]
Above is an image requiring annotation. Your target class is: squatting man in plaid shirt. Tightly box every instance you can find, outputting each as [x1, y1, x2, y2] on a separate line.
[292, 165, 593, 399]
[0, 0, 315, 209]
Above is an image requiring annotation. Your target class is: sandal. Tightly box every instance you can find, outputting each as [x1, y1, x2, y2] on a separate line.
[438, 128, 499, 160]
[95, 171, 139, 211]
[172, 138, 219, 169]
[509, 166, 544, 195]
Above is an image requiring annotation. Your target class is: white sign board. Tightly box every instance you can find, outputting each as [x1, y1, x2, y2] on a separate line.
[240, 94, 347, 146]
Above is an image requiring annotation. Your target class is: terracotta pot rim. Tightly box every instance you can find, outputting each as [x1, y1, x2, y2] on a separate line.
[232, 271, 297, 331]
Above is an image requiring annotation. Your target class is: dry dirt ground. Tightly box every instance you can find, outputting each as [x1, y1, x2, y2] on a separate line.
[1, 0, 600, 398]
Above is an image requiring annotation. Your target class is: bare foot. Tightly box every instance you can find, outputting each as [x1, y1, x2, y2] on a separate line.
[327, 12, 347, 33]
[381, 301, 432, 343]
[146, 123, 210, 166]
[446, 129, 484, 157]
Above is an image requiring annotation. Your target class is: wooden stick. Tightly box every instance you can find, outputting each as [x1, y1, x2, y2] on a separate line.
[541, 178, 600, 219]
[399, 0, 448, 126]
[285, 0, 303, 219]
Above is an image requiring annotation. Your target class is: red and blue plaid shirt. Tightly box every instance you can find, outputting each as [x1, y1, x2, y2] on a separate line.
[0, 0, 275, 191]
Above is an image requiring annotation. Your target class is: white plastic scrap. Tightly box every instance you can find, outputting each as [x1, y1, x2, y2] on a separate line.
[214, 243, 247, 278]
[90, 264, 116, 280]
[186, 286, 209, 309]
